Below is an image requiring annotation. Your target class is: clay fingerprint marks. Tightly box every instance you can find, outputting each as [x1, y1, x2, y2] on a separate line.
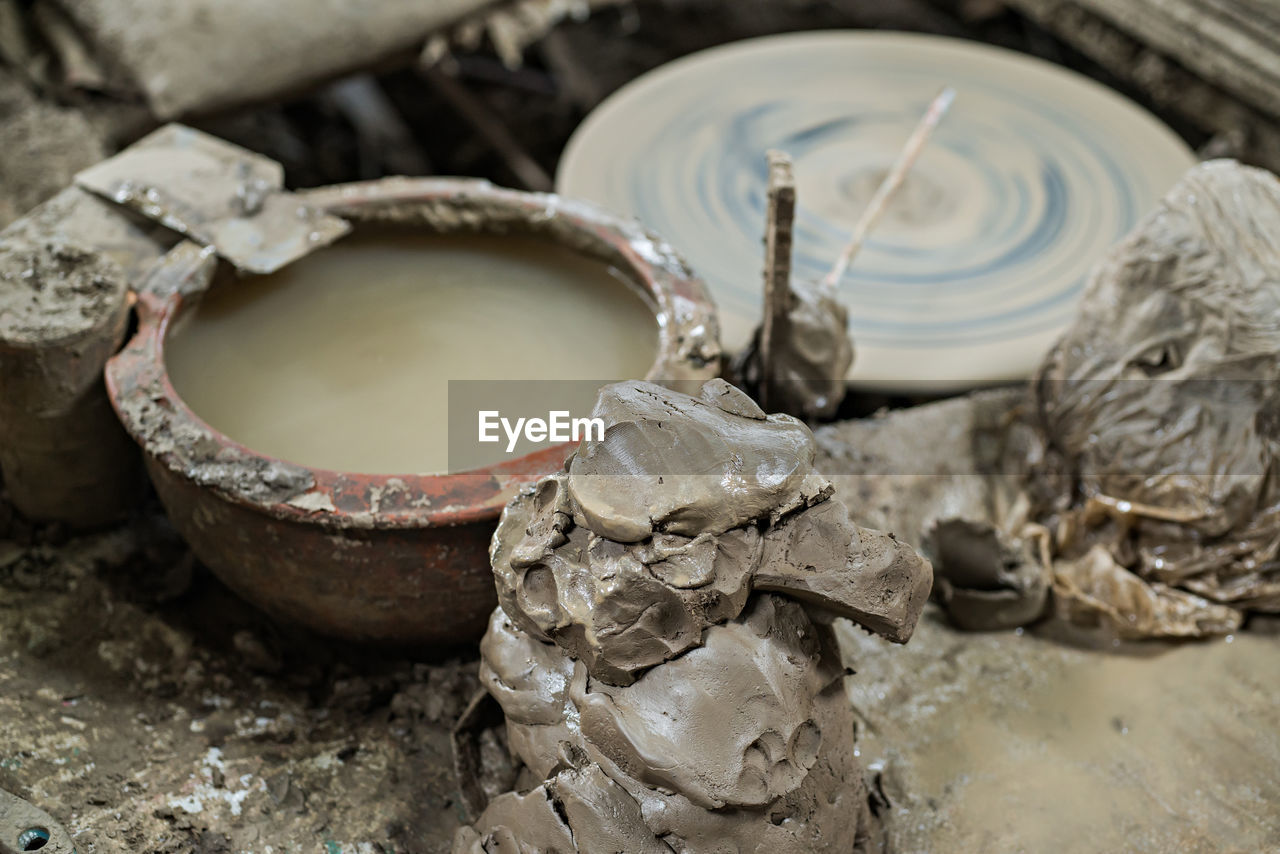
[1033, 160, 1280, 633]
[572, 595, 830, 811]
[74, 124, 350, 275]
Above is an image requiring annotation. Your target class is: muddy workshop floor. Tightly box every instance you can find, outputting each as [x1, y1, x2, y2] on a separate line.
[2, 503, 1277, 853]
[0, 511, 479, 854]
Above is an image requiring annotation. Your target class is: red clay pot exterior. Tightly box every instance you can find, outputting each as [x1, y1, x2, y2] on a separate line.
[106, 178, 721, 646]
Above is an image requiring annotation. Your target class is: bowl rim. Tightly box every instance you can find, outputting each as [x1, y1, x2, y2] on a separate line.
[105, 176, 721, 530]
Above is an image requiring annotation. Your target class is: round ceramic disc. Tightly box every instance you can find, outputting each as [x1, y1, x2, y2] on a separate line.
[557, 31, 1196, 390]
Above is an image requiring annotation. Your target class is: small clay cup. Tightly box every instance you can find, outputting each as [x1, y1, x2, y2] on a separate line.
[105, 178, 720, 646]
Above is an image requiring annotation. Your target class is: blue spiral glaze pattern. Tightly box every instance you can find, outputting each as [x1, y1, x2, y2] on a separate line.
[558, 32, 1195, 388]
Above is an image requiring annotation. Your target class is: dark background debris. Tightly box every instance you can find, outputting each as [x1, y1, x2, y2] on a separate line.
[5, 0, 1278, 234]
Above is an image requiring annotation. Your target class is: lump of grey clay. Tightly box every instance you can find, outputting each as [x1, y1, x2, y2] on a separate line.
[927, 517, 1049, 632]
[492, 380, 932, 684]
[467, 594, 873, 853]
[573, 595, 834, 810]
[735, 277, 855, 421]
[566, 379, 833, 542]
[457, 379, 932, 853]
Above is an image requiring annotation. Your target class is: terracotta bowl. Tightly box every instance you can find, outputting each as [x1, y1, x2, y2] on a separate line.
[105, 177, 720, 646]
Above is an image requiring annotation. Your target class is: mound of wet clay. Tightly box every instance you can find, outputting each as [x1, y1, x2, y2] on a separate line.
[455, 379, 932, 853]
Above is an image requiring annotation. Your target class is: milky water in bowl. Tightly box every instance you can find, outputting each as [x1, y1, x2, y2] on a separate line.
[165, 231, 658, 475]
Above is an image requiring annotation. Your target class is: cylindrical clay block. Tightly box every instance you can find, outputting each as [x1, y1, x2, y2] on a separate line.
[0, 238, 142, 527]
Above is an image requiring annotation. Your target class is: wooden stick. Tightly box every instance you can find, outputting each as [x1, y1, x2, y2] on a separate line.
[823, 86, 955, 290]
[540, 30, 605, 110]
[327, 74, 432, 178]
[760, 149, 796, 412]
[420, 65, 554, 192]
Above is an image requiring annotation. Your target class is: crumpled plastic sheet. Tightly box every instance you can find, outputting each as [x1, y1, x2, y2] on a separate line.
[1052, 545, 1242, 638]
[1033, 160, 1280, 632]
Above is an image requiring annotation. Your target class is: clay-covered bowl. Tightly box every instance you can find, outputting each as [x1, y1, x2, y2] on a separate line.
[105, 177, 720, 646]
